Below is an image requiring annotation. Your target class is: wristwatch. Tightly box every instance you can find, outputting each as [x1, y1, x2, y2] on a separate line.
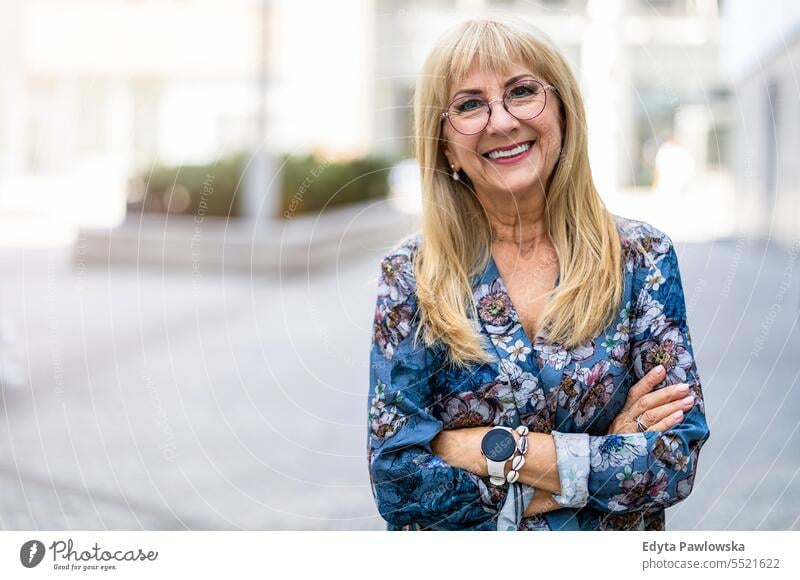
[480, 426, 517, 486]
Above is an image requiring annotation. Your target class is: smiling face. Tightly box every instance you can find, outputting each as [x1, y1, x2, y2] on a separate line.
[442, 63, 564, 200]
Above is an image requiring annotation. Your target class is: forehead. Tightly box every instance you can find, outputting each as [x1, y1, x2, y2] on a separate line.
[448, 62, 537, 97]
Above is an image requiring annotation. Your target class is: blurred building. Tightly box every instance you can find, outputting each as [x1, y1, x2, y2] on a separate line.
[373, 0, 727, 196]
[0, 0, 373, 243]
[0, 0, 260, 240]
[723, 0, 800, 246]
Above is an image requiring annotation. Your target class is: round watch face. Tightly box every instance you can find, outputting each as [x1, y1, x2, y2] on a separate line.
[481, 428, 516, 462]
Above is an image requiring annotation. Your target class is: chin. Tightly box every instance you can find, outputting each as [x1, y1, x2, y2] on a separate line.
[491, 175, 544, 195]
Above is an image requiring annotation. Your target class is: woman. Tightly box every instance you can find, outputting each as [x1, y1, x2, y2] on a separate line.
[367, 18, 710, 531]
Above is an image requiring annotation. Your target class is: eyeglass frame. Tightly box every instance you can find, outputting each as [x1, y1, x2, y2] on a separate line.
[441, 78, 558, 136]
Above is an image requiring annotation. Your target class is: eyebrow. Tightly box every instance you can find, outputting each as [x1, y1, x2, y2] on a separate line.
[451, 74, 536, 99]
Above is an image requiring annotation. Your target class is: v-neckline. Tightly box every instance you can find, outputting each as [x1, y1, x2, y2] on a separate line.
[476, 253, 560, 370]
[495, 253, 560, 341]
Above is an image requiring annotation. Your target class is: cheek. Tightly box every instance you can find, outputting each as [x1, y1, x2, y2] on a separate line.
[450, 135, 478, 156]
[445, 133, 479, 163]
[451, 141, 485, 171]
[538, 119, 562, 147]
[538, 127, 563, 166]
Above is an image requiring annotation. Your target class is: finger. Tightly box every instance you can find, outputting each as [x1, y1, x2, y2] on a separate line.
[632, 382, 691, 417]
[622, 365, 666, 411]
[647, 410, 685, 433]
[638, 395, 695, 429]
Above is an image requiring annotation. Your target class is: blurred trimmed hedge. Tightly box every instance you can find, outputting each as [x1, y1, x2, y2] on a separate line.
[127, 152, 247, 217]
[280, 154, 391, 218]
[127, 152, 393, 219]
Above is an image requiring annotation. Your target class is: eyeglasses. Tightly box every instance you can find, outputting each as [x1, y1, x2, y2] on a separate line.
[441, 79, 557, 136]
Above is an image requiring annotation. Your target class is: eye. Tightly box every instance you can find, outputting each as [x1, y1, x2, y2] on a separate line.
[452, 97, 485, 114]
[507, 82, 540, 99]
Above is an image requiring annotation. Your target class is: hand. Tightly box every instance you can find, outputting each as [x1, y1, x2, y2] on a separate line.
[523, 490, 562, 518]
[607, 365, 695, 435]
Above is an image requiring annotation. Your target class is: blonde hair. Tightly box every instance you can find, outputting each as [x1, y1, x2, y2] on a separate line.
[412, 17, 623, 369]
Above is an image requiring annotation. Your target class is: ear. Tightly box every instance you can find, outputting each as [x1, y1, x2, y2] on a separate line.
[442, 145, 458, 171]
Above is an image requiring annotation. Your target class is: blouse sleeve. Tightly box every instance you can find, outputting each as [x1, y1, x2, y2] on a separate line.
[367, 243, 509, 530]
[549, 236, 711, 514]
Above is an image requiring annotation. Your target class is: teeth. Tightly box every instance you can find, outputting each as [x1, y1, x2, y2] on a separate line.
[487, 142, 531, 159]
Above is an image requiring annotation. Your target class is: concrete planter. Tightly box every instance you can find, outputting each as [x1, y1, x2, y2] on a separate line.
[75, 200, 418, 275]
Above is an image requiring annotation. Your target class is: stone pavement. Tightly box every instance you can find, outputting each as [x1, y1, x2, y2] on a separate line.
[0, 220, 798, 530]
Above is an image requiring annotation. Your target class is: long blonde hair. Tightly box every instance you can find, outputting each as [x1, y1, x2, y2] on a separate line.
[412, 17, 623, 369]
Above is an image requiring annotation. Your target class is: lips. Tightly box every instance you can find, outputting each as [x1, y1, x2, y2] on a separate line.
[482, 140, 535, 160]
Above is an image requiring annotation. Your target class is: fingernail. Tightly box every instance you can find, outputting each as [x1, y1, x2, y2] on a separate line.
[681, 395, 694, 405]
[676, 383, 690, 394]
[673, 410, 684, 420]
[653, 365, 665, 375]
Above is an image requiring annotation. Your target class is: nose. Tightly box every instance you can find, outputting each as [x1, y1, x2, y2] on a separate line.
[485, 98, 520, 136]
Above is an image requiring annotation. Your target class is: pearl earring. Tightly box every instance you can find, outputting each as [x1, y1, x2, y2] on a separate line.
[451, 165, 460, 181]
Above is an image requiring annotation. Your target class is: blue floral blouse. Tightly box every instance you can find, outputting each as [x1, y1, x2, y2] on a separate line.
[366, 215, 711, 531]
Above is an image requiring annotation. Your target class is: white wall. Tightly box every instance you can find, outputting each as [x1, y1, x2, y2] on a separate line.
[721, 0, 800, 82]
[723, 0, 800, 244]
[728, 38, 800, 243]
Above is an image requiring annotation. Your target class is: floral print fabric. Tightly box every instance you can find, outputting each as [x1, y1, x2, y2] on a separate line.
[367, 215, 710, 531]
[551, 432, 591, 508]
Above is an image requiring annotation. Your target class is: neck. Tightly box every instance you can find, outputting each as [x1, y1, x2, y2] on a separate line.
[479, 189, 550, 256]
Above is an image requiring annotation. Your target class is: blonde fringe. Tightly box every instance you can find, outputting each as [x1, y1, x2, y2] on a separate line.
[412, 17, 623, 369]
